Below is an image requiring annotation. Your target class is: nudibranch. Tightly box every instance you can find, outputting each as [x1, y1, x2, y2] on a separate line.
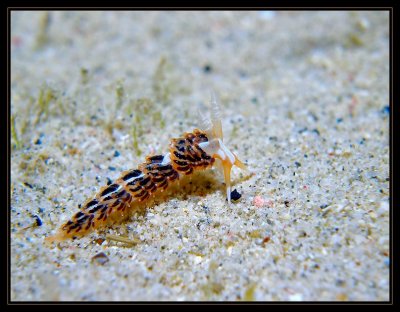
[46, 94, 247, 243]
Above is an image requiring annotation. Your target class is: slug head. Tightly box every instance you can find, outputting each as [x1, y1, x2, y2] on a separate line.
[199, 93, 247, 204]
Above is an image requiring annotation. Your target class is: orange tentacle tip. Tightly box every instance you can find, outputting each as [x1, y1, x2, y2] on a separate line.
[46, 93, 248, 243]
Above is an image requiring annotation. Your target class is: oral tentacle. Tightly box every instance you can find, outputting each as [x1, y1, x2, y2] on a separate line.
[233, 153, 248, 171]
[222, 159, 232, 204]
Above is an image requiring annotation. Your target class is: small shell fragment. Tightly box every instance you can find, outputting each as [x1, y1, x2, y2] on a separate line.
[230, 189, 242, 202]
[91, 252, 109, 265]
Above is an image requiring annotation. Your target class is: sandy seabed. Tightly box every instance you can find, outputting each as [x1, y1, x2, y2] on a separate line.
[10, 11, 390, 301]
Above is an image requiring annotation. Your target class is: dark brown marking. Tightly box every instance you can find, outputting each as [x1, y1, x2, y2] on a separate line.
[177, 166, 190, 172]
[117, 189, 126, 197]
[129, 185, 142, 193]
[148, 155, 164, 163]
[77, 215, 89, 223]
[85, 199, 98, 208]
[197, 133, 207, 140]
[187, 145, 201, 161]
[101, 184, 120, 197]
[122, 169, 142, 181]
[111, 199, 120, 207]
[169, 171, 179, 181]
[89, 205, 104, 214]
[146, 183, 157, 193]
[140, 193, 150, 201]
[174, 151, 186, 160]
[184, 153, 197, 163]
[127, 177, 143, 186]
[152, 176, 166, 183]
[139, 176, 151, 186]
[162, 170, 176, 177]
[135, 190, 147, 198]
[157, 164, 173, 171]
[69, 223, 79, 230]
[173, 159, 187, 166]
[201, 153, 211, 160]
[158, 180, 168, 189]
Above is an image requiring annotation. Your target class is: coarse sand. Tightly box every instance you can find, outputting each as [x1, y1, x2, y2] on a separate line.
[10, 11, 390, 301]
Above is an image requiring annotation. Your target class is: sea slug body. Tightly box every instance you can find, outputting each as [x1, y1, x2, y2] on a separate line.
[46, 94, 247, 243]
